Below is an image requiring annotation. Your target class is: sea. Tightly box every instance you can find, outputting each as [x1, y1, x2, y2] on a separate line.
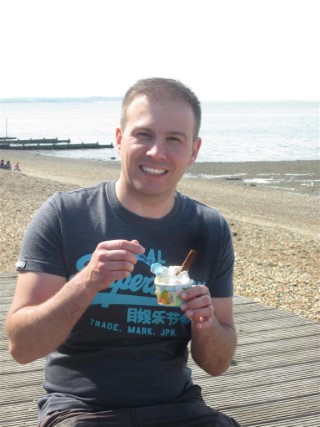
[0, 99, 319, 163]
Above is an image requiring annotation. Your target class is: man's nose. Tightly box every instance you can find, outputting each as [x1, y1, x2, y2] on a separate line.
[146, 139, 166, 159]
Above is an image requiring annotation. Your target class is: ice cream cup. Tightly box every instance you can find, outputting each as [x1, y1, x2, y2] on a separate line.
[154, 280, 194, 307]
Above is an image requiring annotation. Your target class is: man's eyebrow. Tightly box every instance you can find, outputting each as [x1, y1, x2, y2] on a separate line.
[167, 131, 187, 138]
[132, 126, 153, 133]
[132, 127, 187, 139]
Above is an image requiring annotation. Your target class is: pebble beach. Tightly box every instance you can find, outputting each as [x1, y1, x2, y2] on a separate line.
[1, 150, 319, 321]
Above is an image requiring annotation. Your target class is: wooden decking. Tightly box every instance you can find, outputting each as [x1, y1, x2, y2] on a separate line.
[1, 272, 319, 427]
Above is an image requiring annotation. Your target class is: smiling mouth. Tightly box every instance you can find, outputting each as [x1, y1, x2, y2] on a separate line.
[140, 165, 168, 175]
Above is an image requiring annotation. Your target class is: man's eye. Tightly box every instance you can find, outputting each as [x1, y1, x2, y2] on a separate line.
[167, 136, 181, 143]
[137, 131, 152, 138]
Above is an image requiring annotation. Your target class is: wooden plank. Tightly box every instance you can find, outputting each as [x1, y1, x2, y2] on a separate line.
[218, 395, 320, 426]
[249, 415, 320, 427]
[191, 362, 320, 388]
[0, 274, 319, 427]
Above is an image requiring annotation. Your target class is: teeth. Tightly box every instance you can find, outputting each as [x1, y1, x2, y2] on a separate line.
[141, 166, 167, 175]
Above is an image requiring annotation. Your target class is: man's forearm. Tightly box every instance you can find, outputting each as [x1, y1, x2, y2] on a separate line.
[7, 275, 96, 364]
[191, 316, 237, 376]
[7, 239, 145, 364]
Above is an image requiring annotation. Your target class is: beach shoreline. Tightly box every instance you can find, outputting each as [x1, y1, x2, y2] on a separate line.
[1, 150, 319, 321]
[1, 149, 319, 192]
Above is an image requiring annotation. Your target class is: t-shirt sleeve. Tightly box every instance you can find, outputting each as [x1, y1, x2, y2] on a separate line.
[16, 193, 67, 277]
[209, 216, 235, 298]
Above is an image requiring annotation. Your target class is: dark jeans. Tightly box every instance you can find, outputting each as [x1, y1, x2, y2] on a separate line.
[39, 386, 240, 427]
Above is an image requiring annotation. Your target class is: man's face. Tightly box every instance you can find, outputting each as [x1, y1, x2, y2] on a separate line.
[116, 95, 201, 201]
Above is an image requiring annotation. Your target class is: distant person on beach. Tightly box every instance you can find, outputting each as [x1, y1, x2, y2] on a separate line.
[6, 78, 239, 427]
[0, 159, 5, 168]
[13, 162, 21, 171]
[4, 160, 12, 170]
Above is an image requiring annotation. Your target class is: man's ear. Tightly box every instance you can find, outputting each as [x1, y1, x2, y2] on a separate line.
[188, 137, 202, 166]
[115, 127, 122, 154]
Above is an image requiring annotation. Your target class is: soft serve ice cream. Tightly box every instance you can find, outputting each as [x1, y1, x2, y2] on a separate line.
[151, 250, 197, 306]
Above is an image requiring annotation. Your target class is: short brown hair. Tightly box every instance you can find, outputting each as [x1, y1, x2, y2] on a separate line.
[120, 77, 201, 139]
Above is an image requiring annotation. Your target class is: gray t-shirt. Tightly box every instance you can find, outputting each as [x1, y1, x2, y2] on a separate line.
[17, 181, 234, 420]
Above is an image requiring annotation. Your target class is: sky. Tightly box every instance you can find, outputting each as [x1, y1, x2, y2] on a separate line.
[0, 0, 319, 101]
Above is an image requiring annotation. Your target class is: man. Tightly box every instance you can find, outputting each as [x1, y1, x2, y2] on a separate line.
[6, 78, 239, 426]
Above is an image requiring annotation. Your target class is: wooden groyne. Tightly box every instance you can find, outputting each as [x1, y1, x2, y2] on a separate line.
[0, 137, 114, 150]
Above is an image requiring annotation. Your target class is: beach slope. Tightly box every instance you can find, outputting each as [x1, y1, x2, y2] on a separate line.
[1, 150, 319, 321]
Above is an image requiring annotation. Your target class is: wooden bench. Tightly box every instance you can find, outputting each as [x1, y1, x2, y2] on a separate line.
[1, 272, 319, 426]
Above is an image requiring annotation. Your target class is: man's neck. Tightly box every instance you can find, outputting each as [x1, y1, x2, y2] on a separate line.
[115, 180, 176, 219]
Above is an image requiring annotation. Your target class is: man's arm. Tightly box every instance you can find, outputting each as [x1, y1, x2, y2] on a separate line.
[6, 271, 93, 364]
[6, 239, 144, 364]
[180, 286, 237, 376]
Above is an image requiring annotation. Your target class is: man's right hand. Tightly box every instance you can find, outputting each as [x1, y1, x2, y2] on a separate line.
[80, 239, 145, 291]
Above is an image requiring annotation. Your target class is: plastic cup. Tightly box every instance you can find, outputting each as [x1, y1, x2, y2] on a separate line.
[154, 280, 194, 307]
